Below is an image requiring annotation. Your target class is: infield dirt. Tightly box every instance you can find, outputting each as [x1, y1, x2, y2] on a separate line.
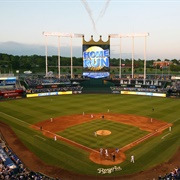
[1, 113, 178, 180]
[31, 113, 172, 165]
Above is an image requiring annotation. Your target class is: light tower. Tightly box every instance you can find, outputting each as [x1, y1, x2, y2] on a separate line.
[42, 32, 84, 79]
[109, 33, 149, 84]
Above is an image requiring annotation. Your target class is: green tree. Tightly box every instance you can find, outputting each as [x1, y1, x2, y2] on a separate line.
[11, 55, 20, 70]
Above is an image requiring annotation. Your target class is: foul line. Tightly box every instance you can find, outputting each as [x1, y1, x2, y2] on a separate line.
[0, 112, 31, 126]
[1, 112, 178, 154]
[34, 135, 46, 141]
[171, 118, 180, 123]
[0, 112, 46, 142]
[161, 133, 170, 139]
[0, 112, 98, 153]
[44, 130, 98, 153]
[120, 123, 172, 152]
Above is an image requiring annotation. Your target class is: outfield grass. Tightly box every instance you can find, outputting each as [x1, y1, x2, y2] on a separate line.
[0, 94, 179, 176]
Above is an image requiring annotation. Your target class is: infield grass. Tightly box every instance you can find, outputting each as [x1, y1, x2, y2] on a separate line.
[0, 94, 179, 177]
[58, 119, 148, 149]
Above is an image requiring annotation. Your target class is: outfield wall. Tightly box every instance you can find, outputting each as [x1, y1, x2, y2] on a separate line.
[26, 91, 83, 98]
[110, 89, 167, 97]
[25, 89, 166, 98]
[120, 91, 166, 97]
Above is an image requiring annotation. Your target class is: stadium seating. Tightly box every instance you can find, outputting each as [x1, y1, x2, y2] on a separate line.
[0, 134, 58, 180]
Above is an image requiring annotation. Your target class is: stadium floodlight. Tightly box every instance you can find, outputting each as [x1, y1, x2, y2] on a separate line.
[109, 33, 149, 38]
[43, 32, 84, 78]
[109, 33, 149, 83]
[43, 32, 84, 38]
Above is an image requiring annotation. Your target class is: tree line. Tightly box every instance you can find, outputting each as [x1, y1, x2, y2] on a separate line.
[0, 53, 180, 73]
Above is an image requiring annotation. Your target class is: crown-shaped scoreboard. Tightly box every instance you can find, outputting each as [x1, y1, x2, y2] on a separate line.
[82, 35, 110, 79]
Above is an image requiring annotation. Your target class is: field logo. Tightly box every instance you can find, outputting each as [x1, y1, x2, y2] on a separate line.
[97, 166, 122, 174]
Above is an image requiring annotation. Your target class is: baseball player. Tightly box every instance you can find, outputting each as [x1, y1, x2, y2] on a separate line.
[131, 155, 135, 163]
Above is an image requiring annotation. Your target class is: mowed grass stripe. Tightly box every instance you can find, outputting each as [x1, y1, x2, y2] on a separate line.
[12, 128, 95, 172]
[0, 94, 179, 176]
[58, 120, 148, 149]
[123, 121, 180, 172]
[1, 94, 179, 120]
[0, 111, 98, 172]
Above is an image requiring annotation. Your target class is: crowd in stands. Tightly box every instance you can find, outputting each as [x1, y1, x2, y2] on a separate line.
[24, 77, 70, 87]
[158, 167, 180, 180]
[0, 134, 58, 180]
[26, 86, 83, 94]
[167, 81, 180, 92]
[23, 76, 83, 94]
[166, 81, 180, 97]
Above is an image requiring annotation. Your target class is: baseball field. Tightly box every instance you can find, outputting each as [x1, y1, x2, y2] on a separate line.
[0, 94, 179, 179]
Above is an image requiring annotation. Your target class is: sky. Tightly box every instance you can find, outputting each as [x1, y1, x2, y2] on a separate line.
[0, 0, 180, 60]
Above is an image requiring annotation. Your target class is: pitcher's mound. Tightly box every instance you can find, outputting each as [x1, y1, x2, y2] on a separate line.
[96, 130, 111, 136]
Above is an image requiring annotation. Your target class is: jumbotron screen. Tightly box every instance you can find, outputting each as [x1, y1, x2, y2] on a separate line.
[83, 45, 110, 79]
